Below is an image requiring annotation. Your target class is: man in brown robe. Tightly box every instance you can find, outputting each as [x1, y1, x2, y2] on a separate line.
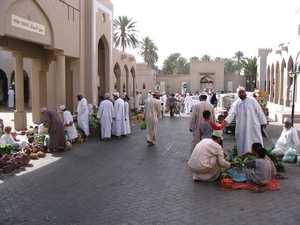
[40, 107, 67, 152]
[143, 91, 162, 146]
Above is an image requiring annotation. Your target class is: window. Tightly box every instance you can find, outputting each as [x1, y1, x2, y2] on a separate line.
[143, 83, 145, 89]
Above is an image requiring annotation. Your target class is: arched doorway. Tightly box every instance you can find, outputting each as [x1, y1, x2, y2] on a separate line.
[200, 75, 214, 91]
[98, 35, 109, 98]
[0, 69, 8, 105]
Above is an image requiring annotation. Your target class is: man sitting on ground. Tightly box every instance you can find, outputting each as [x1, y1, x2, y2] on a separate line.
[0, 126, 27, 151]
[271, 117, 299, 157]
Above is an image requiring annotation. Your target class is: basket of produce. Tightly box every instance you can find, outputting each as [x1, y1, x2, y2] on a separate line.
[220, 178, 233, 189]
[2, 165, 13, 173]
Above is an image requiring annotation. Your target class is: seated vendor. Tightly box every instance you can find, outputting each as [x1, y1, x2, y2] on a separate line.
[188, 130, 236, 181]
[0, 126, 27, 151]
[243, 147, 272, 193]
[271, 117, 299, 157]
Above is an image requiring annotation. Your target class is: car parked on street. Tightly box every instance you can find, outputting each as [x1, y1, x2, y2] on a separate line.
[215, 91, 269, 134]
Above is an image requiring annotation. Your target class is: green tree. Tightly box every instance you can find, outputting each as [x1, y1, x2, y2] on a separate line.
[232, 51, 245, 75]
[161, 53, 180, 74]
[201, 54, 211, 61]
[224, 58, 237, 75]
[113, 16, 139, 51]
[161, 59, 174, 74]
[138, 36, 158, 68]
[243, 56, 257, 91]
[190, 56, 199, 61]
[175, 57, 189, 74]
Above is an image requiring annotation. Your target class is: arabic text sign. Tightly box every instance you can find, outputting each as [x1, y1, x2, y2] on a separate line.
[11, 14, 45, 35]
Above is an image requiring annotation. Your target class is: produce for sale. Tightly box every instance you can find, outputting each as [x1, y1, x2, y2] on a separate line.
[30, 153, 38, 159]
[220, 172, 232, 179]
[37, 151, 45, 157]
[0, 144, 15, 155]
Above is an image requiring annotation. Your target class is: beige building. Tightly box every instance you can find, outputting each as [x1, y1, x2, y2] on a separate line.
[0, 0, 137, 129]
[263, 7, 300, 123]
[156, 60, 246, 95]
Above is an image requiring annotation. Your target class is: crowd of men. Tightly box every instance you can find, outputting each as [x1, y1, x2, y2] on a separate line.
[1, 86, 299, 189]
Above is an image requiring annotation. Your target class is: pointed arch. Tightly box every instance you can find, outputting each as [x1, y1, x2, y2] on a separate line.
[200, 75, 214, 90]
[98, 35, 110, 96]
[114, 63, 121, 92]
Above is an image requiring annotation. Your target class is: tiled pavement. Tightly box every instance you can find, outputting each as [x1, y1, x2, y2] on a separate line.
[1, 110, 300, 224]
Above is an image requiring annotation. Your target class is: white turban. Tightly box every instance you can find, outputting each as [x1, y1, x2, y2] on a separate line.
[236, 86, 245, 92]
[199, 92, 208, 97]
[113, 92, 119, 97]
[284, 118, 292, 123]
[60, 105, 66, 111]
[77, 92, 82, 96]
[40, 107, 47, 113]
[212, 130, 222, 138]
[104, 93, 110, 98]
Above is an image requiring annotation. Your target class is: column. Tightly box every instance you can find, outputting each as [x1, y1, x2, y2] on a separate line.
[31, 59, 47, 124]
[55, 52, 66, 118]
[278, 68, 284, 105]
[12, 52, 27, 130]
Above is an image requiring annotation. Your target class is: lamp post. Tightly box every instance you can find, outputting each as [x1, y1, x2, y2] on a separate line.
[288, 62, 300, 126]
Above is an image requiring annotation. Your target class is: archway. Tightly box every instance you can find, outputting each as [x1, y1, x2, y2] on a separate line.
[0, 69, 8, 105]
[113, 63, 121, 92]
[200, 76, 214, 91]
[98, 35, 109, 96]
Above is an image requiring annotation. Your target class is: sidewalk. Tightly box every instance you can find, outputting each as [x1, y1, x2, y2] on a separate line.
[1, 109, 300, 224]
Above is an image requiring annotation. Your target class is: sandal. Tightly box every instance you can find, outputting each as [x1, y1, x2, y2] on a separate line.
[249, 185, 265, 193]
[148, 142, 154, 146]
[116, 136, 122, 139]
[275, 173, 288, 179]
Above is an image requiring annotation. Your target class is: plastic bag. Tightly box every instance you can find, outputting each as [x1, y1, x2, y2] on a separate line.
[140, 120, 146, 130]
[227, 168, 246, 182]
[282, 147, 297, 163]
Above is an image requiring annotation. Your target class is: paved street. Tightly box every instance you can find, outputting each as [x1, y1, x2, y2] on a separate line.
[1, 109, 300, 225]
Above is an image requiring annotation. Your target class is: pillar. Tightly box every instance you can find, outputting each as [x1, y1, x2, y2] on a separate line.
[31, 59, 47, 124]
[12, 52, 27, 130]
[55, 52, 66, 119]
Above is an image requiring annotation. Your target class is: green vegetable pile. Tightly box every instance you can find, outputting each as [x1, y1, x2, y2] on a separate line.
[266, 150, 285, 172]
[0, 144, 15, 155]
[220, 172, 232, 179]
[228, 144, 285, 172]
[89, 116, 99, 129]
[232, 158, 243, 167]
[34, 134, 46, 142]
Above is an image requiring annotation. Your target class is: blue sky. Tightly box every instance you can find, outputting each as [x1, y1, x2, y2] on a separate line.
[111, 0, 300, 67]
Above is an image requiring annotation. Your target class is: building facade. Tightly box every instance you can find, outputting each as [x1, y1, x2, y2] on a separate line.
[263, 7, 300, 122]
[0, 0, 137, 129]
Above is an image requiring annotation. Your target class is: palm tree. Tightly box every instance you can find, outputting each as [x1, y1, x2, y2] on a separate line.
[201, 54, 211, 61]
[243, 57, 257, 91]
[232, 51, 245, 75]
[190, 56, 199, 61]
[161, 58, 174, 74]
[161, 53, 180, 75]
[175, 57, 189, 74]
[224, 58, 237, 75]
[113, 15, 139, 51]
[138, 36, 158, 68]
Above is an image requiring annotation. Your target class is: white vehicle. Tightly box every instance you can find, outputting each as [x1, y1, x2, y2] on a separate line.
[215, 92, 269, 134]
[190, 95, 199, 112]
